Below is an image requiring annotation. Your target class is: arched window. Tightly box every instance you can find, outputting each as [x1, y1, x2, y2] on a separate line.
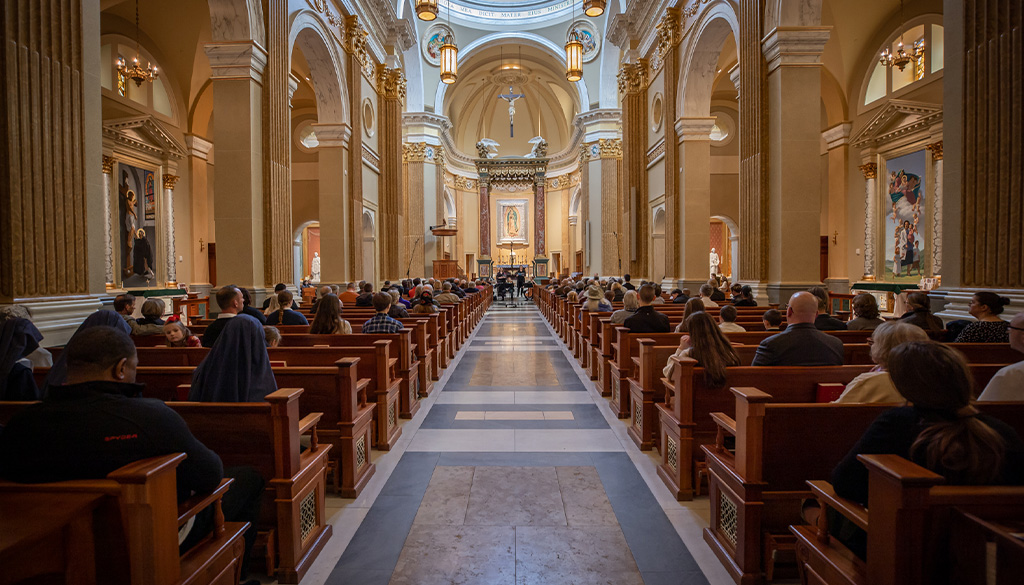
[862, 17, 943, 109]
[100, 37, 175, 121]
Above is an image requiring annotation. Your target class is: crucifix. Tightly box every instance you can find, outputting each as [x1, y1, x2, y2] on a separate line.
[498, 86, 525, 137]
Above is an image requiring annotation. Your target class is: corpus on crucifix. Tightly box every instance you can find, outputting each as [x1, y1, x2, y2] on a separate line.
[498, 86, 525, 137]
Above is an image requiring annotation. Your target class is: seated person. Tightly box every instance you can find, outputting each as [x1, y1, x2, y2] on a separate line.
[611, 282, 625, 302]
[238, 287, 268, 324]
[0, 317, 43, 400]
[265, 290, 309, 326]
[363, 293, 404, 334]
[845, 293, 884, 331]
[162, 316, 201, 347]
[751, 292, 844, 366]
[434, 282, 461, 305]
[0, 306, 52, 369]
[355, 282, 376, 307]
[670, 289, 688, 304]
[309, 293, 352, 335]
[829, 340, 1024, 558]
[261, 283, 288, 309]
[762, 308, 783, 331]
[662, 312, 741, 387]
[338, 282, 360, 306]
[624, 284, 670, 333]
[582, 285, 613, 313]
[899, 291, 944, 331]
[114, 293, 139, 332]
[674, 298, 706, 333]
[978, 312, 1024, 401]
[718, 305, 746, 332]
[954, 291, 1011, 343]
[263, 325, 282, 348]
[134, 298, 167, 334]
[189, 315, 278, 402]
[0, 326, 265, 583]
[698, 284, 719, 308]
[202, 286, 245, 348]
[734, 285, 758, 307]
[833, 321, 927, 403]
[809, 286, 847, 330]
[388, 290, 410, 319]
[412, 291, 439, 314]
[708, 280, 726, 302]
[610, 291, 639, 324]
[652, 285, 666, 304]
[44, 310, 132, 392]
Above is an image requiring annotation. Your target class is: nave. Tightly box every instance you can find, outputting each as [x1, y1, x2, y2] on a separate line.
[297, 301, 729, 585]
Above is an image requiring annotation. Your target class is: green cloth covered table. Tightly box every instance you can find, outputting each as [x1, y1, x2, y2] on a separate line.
[126, 288, 187, 297]
[851, 282, 919, 293]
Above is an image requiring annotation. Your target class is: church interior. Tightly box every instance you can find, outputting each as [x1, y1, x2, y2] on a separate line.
[1, 0, 1023, 584]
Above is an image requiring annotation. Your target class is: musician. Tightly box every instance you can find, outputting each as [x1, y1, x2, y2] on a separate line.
[516, 268, 526, 297]
[496, 269, 510, 300]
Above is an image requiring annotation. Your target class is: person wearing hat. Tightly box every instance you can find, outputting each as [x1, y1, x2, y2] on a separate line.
[582, 284, 613, 314]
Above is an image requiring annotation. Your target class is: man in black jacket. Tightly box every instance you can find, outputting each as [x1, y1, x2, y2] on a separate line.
[624, 284, 671, 333]
[751, 292, 844, 366]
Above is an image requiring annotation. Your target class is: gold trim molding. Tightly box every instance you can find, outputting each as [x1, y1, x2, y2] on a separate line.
[859, 163, 878, 179]
[617, 61, 648, 95]
[926, 141, 943, 161]
[377, 65, 406, 101]
[162, 174, 179, 189]
[102, 155, 115, 174]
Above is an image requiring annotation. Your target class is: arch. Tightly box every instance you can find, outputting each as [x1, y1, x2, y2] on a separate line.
[711, 214, 739, 279]
[443, 188, 457, 221]
[399, 0, 426, 112]
[101, 33, 185, 127]
[362, 210, 375, 238]
[652, 207, 666, 235]
[569, 186, 582, 217]
[293, 220, 320, 286]
[207, 0, 265, 46]
[820, 67, 848, 129]
[433, 32, 590, 115]
[855, 14, 945, 113]
[288, 11, 349, 125]
[764, 0, 823, 35]
[677, 2, 740, 117]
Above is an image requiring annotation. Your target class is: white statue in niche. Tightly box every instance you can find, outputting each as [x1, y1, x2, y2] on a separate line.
[311, 252, 321, 283]
[709, 247, 720, 276]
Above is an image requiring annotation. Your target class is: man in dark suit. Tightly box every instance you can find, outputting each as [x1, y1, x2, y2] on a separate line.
[624, 284, 671, 333]
[751, 292, 844, 366]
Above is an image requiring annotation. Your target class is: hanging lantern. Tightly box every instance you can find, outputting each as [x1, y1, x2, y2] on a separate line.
[565, 28, 583, 82]
[583, 0, 606, 17]
[439, 33, 458, 84]
[415, 0, 438, 21]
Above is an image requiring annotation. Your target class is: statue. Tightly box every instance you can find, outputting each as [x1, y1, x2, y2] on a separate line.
[311, 251, 321, 283]
[132, 227, 154, 281]
[525, 136, 548, 158]
[476, 139, 499, 159]
[709, 247, 720, 276]
[498, 86, 525, 137]
[119, 170, 138, 277]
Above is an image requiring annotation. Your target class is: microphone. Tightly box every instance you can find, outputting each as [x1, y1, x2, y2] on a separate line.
[406, 237, 421, 277]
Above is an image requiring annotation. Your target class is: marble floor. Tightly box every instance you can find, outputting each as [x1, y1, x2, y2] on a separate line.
[291, 299, 733, 585]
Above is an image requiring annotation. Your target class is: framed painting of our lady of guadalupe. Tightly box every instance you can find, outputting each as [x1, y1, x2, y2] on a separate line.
[497, 199, 528, 245]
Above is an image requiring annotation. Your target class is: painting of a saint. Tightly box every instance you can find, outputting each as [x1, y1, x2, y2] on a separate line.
[505, 207, 520, 238]
[884, 151, 926, 281]
[496, 200, 528, 245]
[118, 163, 159, 287]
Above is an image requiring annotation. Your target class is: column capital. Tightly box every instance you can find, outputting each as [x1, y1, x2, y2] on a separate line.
[377, 65, 406, 101]
[674, 117, 717, 142]
[162, 174, 180, 190]
[288, 73, 300, 103]
[101, 155, 115, 174]
[859, 162, 878, 179]
[204, 41, 268, 83]
[762, 27, 831, 73]
[314, 123, 352, 148]
[728, 63, 741, 95]
[926, 140, 944, 161]
[822, 122, 853, 150]
[185, 134, 213, 160]
[617, 60, 648, 95]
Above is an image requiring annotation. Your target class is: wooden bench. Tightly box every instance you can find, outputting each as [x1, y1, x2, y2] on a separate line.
[791, 454, 1024, 585]
[0, 454, 248, 585]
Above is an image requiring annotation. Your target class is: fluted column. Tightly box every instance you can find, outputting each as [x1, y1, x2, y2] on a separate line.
[675, 117, 716, 290]
[763, 27, 830, 302]
[378, 65, 405, 281]
[162, 174, 179, 284]
[102, 156, 116, 286]
[534, 176, 546, 257]
[859, 163, 878, 281]
[660, 10, 682, 287]
[478, 176, 491, 255]
[260, 0, 291, 286]
[618, 60, 648, 277]
[926, 141, 943, 276]
[343, 16, 367, 280]
[737, 0, 769, 286]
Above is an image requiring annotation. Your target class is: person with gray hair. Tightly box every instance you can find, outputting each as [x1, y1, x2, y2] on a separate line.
[388, 290, 410, 319]
[833, 321, 929, 403]
[434, 282, 460, 304]
[698, 284, 719, 308]
[610, 290, 639, 324]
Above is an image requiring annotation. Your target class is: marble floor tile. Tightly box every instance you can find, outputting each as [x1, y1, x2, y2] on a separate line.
[407, 429, 515, 451]
[513, 429, 624, 452]
[435, 391, 516, 404]
[485, 410, 546, 420]
[555, 466, 618, 526]
[389, 524, 515, 585]
[464, 466, 567, 526]
[544, 411, 576, 420]
[413, 466, 474, 525]
[454, 411, 487, 420]
[513, 391, 598, 404]
[515, 525, 644, 585]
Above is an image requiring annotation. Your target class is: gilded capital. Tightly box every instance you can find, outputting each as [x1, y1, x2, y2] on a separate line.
[403, 142, 428, 162]
[650, 7, 682, 72]
[617, 61, 648, 95]
[598, 138, 622, 159]
[101, 155, 115, 174]
[859, 163, 878, 179]
[926, 141, 943, 161]
[377, 65, 406, 101]
[162, 174, 180, 190]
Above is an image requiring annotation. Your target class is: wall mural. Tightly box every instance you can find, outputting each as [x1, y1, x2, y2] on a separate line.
[117, 162, 158, 286]
[422, 24, 454, 67]
[884, 150, 926, 281]
[568, 20, 600, 63]
[497, 199, 528, 245]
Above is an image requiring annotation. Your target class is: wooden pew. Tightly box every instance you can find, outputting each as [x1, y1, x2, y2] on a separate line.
[0, 454, 248, 585]
[702, 390, 1024, 585]
[608, 329, 686, 418]
[791, 454, 1024, 585]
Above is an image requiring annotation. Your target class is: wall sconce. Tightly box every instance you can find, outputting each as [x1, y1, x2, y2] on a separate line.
[199, 237, 205, 252]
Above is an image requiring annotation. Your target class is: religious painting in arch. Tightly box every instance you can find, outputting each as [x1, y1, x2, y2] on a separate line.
[884, 150, 927, 282]
[117, 162, 159, 287]
[496, 199, 528, 246]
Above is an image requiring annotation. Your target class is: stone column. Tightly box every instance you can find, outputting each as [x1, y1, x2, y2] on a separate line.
[162, 174, 179, 284]
[378, 66, 405, 281]
[618, 60, 648, 277]
[204, 41, 267, 291]
[656, 8, 682, 287]
[102, 156, 116, 286]
[316, 124, 352, 284]
[822, 123, 852, 291]
[185, 135, 213, 289]
[675, 117, 717, 291]
[402, 142, 429, 278]
[343, 16, 368, 280]
[534, 175, 546, 257]
[762, 27, 831, 303]
[926, 141, 943, 277]
[478, 176, 491, 255]
[598, 139, 623, 275]
[737, 0, 770, 287]
[262, 0, 291, 287]
[859, 163, 878, 281]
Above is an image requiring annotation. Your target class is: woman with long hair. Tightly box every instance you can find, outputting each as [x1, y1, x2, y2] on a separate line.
[675, 297, 707, 333]
[309, 293, 352, 334]
[663, 312, 741, 388]
[263, 293, 281, 316]
[266, 290, 308, 326]
[411, 291, 439, 314]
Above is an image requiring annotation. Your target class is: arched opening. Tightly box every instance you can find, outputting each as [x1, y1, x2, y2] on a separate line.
[652, 207, 666, 284]
[362, 210, 377, 286]
[711, 214, 739, 280]
[293, 220, 321, 285]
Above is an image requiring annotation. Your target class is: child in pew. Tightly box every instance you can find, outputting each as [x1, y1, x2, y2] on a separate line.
[832, 321, 927, 404]
[264, 325, 282, 348]
[309, 293, 353, 335]
[825, 341, 1024, 559]
[189, 315, 278, 403]
[663, 312, 741, 388]
[162, 315, 201, 347]
[0, 326, 266, 584]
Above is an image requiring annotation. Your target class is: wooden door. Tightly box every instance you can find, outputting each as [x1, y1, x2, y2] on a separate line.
[575, 251, 583, 274]
[820, 235, 829, 282]
[208, 243, 217, 287]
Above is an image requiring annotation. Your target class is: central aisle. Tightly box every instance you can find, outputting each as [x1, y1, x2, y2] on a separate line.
[303, 301, 731, 585]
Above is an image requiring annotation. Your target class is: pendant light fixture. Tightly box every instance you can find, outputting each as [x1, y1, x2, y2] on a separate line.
[583, 0, 606, 18]
[879, 0, 924, 72]
[439, 0, 458, 84]
[415, 0, 438, 21]
[116, 0, 158, 87]
[565, 3, 583, 82]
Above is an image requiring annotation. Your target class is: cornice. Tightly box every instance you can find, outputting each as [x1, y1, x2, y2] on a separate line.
[103, 116, 187, 160]
[362, 143, 380, 171]
[357, 0, 415, 52]
[850, 99, 943, 149]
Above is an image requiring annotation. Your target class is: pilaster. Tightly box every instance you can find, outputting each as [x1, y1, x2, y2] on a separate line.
[737, 0, 769, 285]
[674, 117, 717, 291]
[618, 59, 648, 278]
[185, 135, 213, 288]
[262, 0, 291, 287]
[316, 124, 353, 284]
[859, 163, 878, 281]
[378, 65, 405, 281]
[925, 141, 943, 277]
[162, 174, 179, 285]
[102, 156, 116, 286]
[822, 122, 852, 290]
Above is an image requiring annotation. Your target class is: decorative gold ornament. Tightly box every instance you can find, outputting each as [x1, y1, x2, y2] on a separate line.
[926, 141, 943, 161]
[162, 174, 180, 190]
[415, 0, 438, 21]
[859, 163, 878, 179]
[377, 66, 407, 101]
[101, 155, 115, 174]
[879, 0, 924, 72]
[617, 61, 647, 94]
[116, 0, 158, 87]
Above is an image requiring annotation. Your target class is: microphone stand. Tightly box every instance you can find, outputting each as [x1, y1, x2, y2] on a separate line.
[406, 237, 421, 278]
